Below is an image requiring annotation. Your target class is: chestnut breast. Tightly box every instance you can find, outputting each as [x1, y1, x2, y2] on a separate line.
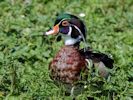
[49, 46, 86, 84]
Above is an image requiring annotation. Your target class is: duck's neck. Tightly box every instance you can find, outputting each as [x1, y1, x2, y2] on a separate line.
[62, 34, 81, 46]
[64, 42, 80, 49]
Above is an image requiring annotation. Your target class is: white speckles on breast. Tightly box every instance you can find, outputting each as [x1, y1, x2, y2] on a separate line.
[49, 46, 86, 84]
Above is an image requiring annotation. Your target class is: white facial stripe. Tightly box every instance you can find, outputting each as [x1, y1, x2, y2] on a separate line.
[71, 24, 86, 41]
[71, 24, 87, 51]
[68, 26, 72, 36]
[71, 24, 83, 36]
[57, 18, 71, 25]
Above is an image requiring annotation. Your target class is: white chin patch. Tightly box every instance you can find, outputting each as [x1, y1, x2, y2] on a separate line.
[62, 26, 82, 45]
[64, 35, 82, 45]
[63, 26, 77, 45]
[65, 39, 77, 45]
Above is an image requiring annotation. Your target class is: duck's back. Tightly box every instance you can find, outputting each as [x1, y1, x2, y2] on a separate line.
[49, 46, 86, 84]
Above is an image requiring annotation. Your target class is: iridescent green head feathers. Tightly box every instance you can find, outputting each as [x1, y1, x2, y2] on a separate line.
[45, 13, 87, 46]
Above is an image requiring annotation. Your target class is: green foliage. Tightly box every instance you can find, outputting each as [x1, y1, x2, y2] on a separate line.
[0, 0, 133, 99]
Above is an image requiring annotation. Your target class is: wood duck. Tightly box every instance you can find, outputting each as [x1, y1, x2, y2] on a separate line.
[44, 13, 114, 96]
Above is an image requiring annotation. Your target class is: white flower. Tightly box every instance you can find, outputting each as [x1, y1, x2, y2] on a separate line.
[79, 13, 85, 17]
[84, 85, 87, 89]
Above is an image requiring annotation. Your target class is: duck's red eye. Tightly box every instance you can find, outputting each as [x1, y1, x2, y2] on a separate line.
[62, 21, 69, 26]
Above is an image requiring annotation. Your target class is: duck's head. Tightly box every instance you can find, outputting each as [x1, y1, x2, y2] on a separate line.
[45, 13, 86, 46]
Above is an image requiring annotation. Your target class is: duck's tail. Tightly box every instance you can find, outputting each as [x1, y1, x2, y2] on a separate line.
[80, 47, 114, 69]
